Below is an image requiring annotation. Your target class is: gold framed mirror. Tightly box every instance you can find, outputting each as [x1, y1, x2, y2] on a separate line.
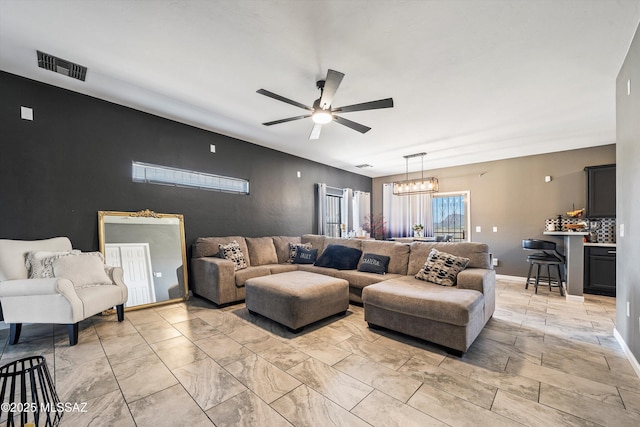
[98, 209, 188, 310]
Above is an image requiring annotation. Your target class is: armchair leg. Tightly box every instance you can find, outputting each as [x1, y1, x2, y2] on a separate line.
[116, 304, 125, 322]
[67, 323, 78, 346]
[9, 323, 22, 345]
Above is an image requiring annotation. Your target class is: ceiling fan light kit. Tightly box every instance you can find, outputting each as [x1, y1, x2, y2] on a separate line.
[257, 69, 393, 139]
[393, 152, 439, 195]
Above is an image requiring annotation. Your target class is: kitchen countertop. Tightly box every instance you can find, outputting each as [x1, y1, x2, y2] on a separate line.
[543, 231, 589, 236]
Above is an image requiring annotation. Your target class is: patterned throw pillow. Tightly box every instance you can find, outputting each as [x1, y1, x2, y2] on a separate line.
[25, 250, 80, 278]
[218, 240, 248, 271]
[415, 248, 470, 286]
[288, 243, 312, 263]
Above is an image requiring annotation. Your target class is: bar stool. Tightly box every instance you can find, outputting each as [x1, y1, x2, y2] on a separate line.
[522, 239, 565, 296]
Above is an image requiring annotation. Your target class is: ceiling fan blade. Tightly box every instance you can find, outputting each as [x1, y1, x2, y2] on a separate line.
[309, 123, 322, 139]
[332, 98, 394, 113]
[257, 89, 313, 111]
[263, 115, 311, 126]
[333, 115, 371, 134]
[319, 69, 345, 109]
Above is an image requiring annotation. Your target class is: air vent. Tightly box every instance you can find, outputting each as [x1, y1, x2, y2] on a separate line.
[355, 164, 373, 168]
[37, 51, 87, 81]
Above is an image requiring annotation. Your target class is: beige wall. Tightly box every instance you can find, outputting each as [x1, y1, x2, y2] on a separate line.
[373, 145, 615, 276]
[616, 22, 640, 364]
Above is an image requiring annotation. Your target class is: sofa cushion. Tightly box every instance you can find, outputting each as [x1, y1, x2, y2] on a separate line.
[52, 252, 112, 288]
[289, 243, 313, 263]
[363, 277, 483, 326]
[193, 236, 250, 262]
[235, 266, 271, 287]
[219, 240, 248, 271]
[268, 264, 299, 274]
[314, 244, 362, 270]
[302, 234, 326, 255]
[415, 249, 469, 286]
[272, 236, 302, 263]
[293, 247, 318, 264]
[358, 253, 390, 275]
[361, 240, 410, 275]
[246, 237, 278, 266]
[408, 242, 489, 275]
[297, 264, 340, 277]
[336, 271, 403, 290]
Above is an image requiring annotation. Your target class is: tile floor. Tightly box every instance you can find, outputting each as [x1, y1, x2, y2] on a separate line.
[1, 277, 639, 426]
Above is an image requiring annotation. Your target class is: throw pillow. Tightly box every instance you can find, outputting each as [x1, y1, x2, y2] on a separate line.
[314, 244, 363, 270]
[415, 248, 470, 286]
[288, 243, 312, 263]
[52, 252, 112, 288]
[218, 240, 248, 271]
[25, 250, 80, 279]
[292, 247, 318, 264]
[358, 253, 390, 275]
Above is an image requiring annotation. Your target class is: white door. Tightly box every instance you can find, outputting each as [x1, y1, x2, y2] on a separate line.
[105, 243, 156, 307]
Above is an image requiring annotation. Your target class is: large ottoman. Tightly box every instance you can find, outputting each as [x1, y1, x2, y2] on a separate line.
[245, 271, 349, 332]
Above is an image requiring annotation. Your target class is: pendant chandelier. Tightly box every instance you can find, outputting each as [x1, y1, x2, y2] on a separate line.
[392, 152, 439, 195]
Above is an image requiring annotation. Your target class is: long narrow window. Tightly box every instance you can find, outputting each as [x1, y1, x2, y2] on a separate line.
[132, 161, 249, 194]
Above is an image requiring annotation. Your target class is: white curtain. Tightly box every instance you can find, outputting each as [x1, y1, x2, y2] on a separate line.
[316, 183, 327, 235]
[352, 191, 371, 232]
[382, 183, 433, 238]
[317, 184, 371, 237]
[341, 188, 353, 234]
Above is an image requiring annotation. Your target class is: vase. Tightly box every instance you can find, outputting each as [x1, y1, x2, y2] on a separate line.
[414, 230, 423, 238]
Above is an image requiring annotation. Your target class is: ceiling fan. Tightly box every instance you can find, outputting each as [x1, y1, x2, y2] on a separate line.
[257, 69, 393, 139]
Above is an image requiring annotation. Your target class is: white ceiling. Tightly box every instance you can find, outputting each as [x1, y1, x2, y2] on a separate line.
[1, 0, 639, 178]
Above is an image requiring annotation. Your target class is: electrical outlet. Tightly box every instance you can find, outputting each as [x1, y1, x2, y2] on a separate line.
[210, 144, 216, 153]
[492, 258, 499, 267]
[475, 226, 481, 233]
[297, 171, 301, 178]
[492, 226, 498, 233]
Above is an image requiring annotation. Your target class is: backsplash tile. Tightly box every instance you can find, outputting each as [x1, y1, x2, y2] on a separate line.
[544, 217, 616, 243]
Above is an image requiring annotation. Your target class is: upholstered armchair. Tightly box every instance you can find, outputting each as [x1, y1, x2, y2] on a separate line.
[0, 237, 128, 346]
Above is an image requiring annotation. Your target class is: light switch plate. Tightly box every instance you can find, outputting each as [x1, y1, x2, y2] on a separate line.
[493, 226, 498, 233]
[475, 226, 481, 233]
[21, 106, 33, 120]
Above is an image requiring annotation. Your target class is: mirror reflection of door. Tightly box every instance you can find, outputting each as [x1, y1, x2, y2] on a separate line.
[98, 210, 189, 310]
[105, 243, 156, 307]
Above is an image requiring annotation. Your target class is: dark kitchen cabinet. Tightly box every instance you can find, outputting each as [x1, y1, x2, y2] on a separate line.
[584, 246, 616, 296]
[585, 164, 616, 217]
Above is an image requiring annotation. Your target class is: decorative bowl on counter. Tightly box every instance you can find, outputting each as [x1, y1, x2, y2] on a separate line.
[566, 208, 585, 218]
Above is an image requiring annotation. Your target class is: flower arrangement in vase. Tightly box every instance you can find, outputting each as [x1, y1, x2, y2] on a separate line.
[413, 223, 424, 238]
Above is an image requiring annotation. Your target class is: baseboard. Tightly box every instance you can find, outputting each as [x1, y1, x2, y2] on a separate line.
[565, 294, 585, 302]
[496, 274, 526, 282]
[614, 328, 640, 379]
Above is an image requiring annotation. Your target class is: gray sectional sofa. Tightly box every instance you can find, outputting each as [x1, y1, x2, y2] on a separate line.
[191, 234, 495, 353]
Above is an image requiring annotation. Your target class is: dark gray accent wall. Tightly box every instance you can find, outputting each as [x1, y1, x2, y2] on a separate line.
[0, 71, 371, 253]
[373, 145, 616, 277]
[616, 23, 640, 364]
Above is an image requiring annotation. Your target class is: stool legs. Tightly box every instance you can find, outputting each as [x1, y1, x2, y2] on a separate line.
[526, 261, 564, 295]
[525, 262, 534, 290]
